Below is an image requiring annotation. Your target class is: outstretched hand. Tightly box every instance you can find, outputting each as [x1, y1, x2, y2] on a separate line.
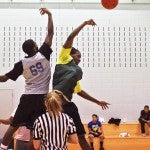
[39, 8, 51, 16]
[97, 101, 110, 110]
[85, 19, 96, 26]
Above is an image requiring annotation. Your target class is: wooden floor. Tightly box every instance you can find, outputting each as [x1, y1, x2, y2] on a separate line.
[67, 123, 150, 150]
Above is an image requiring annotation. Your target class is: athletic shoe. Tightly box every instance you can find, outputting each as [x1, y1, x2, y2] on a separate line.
[0, 148, 6, 150]
[142, 133, 146, 137]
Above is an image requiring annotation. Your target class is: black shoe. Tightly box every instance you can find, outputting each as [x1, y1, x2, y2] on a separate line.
[100, 147, 104, 150]
[91, 147, 94, 150]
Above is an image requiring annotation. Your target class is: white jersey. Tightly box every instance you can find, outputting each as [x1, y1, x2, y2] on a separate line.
[22, 52, 50, 94]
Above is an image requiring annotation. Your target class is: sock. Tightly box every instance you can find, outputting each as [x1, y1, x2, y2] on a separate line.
[0, 144, 8, 150]
[100, 141, 103, 147]
[90, 142, 93, 148]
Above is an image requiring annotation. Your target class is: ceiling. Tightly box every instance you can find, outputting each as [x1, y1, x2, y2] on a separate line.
[0, 0, 150, 9]
[0, 0, 149, 3]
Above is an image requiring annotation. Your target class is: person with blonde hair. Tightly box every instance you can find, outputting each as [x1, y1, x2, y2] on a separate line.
[33, 91, 78, 150]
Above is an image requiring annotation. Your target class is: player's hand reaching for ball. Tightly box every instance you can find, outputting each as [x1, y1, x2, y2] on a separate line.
[85, 19, 97, 26]
[39, 8, 52, 16]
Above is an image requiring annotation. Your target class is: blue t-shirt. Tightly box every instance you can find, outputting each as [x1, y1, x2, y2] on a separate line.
[88, 121, 102, 132]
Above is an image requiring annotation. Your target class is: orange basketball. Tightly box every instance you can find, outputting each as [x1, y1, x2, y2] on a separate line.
[101, 0, 119, 9]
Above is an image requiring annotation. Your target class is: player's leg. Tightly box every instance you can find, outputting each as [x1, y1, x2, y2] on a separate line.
[0, 125, 18, 150]
[88, 134, 94, 150]
[63, 102, 91, 150]
[99, 133, 105, 150]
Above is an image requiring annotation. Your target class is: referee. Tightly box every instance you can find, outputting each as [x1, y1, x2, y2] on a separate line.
[33, 91, 78, 150]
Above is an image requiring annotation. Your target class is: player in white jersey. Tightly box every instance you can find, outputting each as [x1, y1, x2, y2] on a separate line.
[0, 8, 53, 150]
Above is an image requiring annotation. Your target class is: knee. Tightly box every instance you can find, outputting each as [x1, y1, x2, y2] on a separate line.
[100, 135, 105, 141]
[88, 135, 94, 142]
[139, 119, 145, 124]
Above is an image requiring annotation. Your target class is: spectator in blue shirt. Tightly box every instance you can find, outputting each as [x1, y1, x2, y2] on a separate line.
[88, 114, 105, 150]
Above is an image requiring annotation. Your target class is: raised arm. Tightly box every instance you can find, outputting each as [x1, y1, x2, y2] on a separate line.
[40, 8, 54, 46]
[63, 19, 96, 49]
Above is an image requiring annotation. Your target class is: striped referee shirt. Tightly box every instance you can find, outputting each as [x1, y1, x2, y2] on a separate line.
[33, 112, 76, 150]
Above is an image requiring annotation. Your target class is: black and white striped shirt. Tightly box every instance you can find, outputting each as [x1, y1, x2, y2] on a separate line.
[33, 112, 76, 150]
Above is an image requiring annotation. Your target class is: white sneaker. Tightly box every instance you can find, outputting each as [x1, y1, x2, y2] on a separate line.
[142, 133, 146, 137]
[0, 148, 7, 150]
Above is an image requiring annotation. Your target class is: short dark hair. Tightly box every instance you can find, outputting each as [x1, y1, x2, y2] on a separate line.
[22, 39, 35, 55]
[70, 47, 80, 55]
[92, 114, 98, 118]
[144, 105, 149, 109]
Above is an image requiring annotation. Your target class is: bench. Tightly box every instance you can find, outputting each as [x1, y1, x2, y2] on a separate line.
[67, 123, 150, 150]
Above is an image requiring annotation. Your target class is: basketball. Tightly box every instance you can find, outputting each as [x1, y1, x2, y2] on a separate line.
[101, 0, 119, 9]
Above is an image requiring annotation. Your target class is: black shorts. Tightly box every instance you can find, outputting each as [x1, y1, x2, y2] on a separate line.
[11, 94, 46, 130]
[62, 102, 85, 136]
[89, 132, 102, 137]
